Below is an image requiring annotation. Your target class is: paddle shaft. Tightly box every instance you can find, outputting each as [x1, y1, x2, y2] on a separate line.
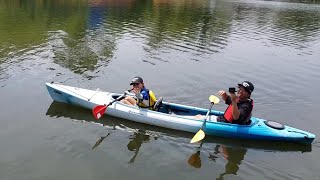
[105, 88, 133, 106]
[200, 102, 214, 129]
[106, 92, 127, 106]
[93, 89, 134, 120]
[189, 95, 219, 143]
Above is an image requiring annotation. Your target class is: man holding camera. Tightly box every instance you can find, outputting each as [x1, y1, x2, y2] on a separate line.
[216, 81, 254, 125]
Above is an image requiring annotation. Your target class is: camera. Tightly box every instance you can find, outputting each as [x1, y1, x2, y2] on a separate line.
[229, 87, 236, 93]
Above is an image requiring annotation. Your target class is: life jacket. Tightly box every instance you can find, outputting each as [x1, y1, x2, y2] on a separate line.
[137, 90, 157, 110]
[223, 99, 253, 124]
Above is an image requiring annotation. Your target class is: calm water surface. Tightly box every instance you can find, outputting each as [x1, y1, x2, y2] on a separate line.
[1, 0, 320, 179]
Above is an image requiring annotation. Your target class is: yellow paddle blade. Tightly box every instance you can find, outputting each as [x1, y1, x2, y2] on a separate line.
[190, 129, 205, 143]
[209, 95, 220, 104]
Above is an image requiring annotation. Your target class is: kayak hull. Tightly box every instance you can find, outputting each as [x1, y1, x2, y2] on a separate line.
[45, 82, 315, 144]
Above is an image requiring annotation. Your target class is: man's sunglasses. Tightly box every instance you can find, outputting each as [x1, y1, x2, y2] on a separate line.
[132, 83, 140, 86]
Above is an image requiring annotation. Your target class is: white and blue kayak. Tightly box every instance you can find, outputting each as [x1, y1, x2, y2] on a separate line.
[46, 82, 315, 144]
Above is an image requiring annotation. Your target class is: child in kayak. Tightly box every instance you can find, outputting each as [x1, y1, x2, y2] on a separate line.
[121, 76, 157, 109]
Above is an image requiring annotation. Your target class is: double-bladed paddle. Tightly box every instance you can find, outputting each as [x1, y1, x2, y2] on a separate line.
[190, 95, 220, 143]
[92, 90, 131, 120]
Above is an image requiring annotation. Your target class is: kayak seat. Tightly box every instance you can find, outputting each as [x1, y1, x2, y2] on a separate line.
[166, 107, 193, 116]
[166, 107, 176, 115]
[153, 97, 163, 111]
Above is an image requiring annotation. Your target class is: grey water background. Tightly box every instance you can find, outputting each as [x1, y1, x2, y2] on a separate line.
[1, 0, 320, 179]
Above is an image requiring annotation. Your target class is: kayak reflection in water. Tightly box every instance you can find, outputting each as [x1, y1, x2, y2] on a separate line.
[127, 130, 150, 163]
[210, 145, 247, 180]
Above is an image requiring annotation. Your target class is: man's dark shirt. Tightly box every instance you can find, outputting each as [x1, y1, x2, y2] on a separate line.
[217, 96, 253, 125]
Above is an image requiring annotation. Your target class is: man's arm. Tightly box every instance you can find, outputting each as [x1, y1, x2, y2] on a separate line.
[230, 93, 240, 120]
[232, 101, 251, 122]
[225, 96, 231, 105]
[231, 101, 240, 120]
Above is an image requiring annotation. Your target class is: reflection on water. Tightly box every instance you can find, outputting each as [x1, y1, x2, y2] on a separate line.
[188, 151, 202, 168]
[1, 0, 320, 75]
[44, 100, 315, 178]
[0, 0, 115, 74]
[127, 130, 151, 163]
[188, 142, 204, 168]
[91, 133, 111, 150]
[2, 0, 320, 178]
[46, 101, 312, 151]
[213, 145, 247, 180]
[188, 142, 247, 180]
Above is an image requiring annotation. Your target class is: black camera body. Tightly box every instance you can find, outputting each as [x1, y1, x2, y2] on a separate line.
[229, 87, 236, 93]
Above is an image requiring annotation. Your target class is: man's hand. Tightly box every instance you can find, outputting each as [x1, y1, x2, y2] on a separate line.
[132, 87, 143, 100]
[218, 90, 228, 101]
[230, 92, 237, 102]
[131, 87, 140, 95]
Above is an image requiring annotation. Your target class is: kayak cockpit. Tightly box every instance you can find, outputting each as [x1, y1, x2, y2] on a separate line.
[111, 94, 213, 116]
[111, 94, 256, 125]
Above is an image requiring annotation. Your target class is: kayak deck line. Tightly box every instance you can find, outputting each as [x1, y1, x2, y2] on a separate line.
[45, 82, 315, 144]
[88, 88, 101, 101]
[49, 81, 93, 101]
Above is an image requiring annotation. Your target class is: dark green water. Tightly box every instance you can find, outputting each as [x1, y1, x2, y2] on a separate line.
[1, 0, 320, 179]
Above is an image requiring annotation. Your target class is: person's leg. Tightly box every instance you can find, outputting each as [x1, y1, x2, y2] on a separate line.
[121, 96, 137, 106]
[120, 99, 131, 105]
[125, 96, 137, 106]
[208, 115, 217, 122]
[193, 114, 217, 122]
[194, 114, 203, 119]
